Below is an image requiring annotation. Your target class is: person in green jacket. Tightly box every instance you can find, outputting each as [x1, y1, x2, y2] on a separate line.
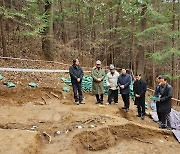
[91, 60, 106, 104]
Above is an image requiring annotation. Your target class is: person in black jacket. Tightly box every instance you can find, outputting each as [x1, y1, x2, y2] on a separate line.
[69, 59, 84, 105]
[133, 74, 147, 120]
[117, 69, 131, 112]
[154, 76, 172, 129]
[154, 75, 163, 124]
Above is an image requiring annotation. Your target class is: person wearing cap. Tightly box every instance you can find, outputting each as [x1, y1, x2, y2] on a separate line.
[133, 74, 147, 120]
[117, 69, 131, 112]
[91, 60, 105, 104]
[154, 76, 172, 129]
[106, 64, 119, 105]
[69, 58, 84, 105]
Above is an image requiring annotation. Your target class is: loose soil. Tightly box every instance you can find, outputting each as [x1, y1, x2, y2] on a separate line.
[0, 60, 179, 154]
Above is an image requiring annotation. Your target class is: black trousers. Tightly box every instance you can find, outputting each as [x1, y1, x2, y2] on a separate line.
[137, 104, 145, 116]
[159, 112, 171, 128]
[121, 94, 130, 109]
[72, 83, 83, 102]
[108, 89, 118, 104]
[156, 102, 161, 122]
[96, 94, 103, 103]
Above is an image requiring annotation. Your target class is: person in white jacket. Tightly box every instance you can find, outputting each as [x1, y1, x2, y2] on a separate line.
[106, 64, 120, 105]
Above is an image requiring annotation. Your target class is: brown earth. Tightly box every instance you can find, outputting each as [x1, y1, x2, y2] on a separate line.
[0, 60, 179, 154]
[0, 129, 42, 154]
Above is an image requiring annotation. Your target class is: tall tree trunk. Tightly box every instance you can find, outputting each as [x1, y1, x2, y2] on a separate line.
[171, 0, 178, 101]
[76, 2, 83, 62]
[131, 14, 136, 74]
[89, 1, 96, 66]
[0, 0, 8, 57]
[108, 2, 113, 65]
[4, 0, 11, 31]
[42, 0, 54, 60]
[113, 0, 121, 66]
[178, 0, 180, 101]
[59, 0, 67, 44]
[137, 4, 147, 76]
[76, 4, 79, 50]
[152, 33, 156, 88]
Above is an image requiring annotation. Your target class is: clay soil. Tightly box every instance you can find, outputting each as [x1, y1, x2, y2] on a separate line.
[0, 60, 179, 154]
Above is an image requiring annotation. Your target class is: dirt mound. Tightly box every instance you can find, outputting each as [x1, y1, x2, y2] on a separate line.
[0, 129, 42, 154]
[72, 123, 171, 152]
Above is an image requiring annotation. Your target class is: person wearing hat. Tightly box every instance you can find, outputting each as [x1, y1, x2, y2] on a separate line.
[91, 60, 105, 104]
[154, 76, 172, 129]
[133, 73, 147, 120]
[106, 64, 119, 105]
[69, 58, 84, 105]
[117, 69, 131, 112]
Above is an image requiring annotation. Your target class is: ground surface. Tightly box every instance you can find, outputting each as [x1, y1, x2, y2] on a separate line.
[0, 60, 179, 154]
[0, 86, 179, 154]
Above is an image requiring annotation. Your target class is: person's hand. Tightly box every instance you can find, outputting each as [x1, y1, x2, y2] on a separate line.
[120, 85, 125, 89]
[77, 78, 81, 82]
[135, 94, 140, 98]
[108, 85, 112, 88]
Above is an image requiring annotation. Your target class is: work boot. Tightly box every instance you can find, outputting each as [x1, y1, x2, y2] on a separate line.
[159, 124, 166, 129]
[141, 115, 145, 120]
[79, 101, 85, 104]
[100, 101, 103, 105]
[106, 102, 110, 105]
[95, 99, 100, 104]
[75, 101, 79, 105]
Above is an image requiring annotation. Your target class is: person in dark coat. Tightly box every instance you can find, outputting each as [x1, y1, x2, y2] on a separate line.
[154, 76, 172, 129]
[69, 59, 84, 105]
[154, 75, 163, 124]
[133, 74, 147, 120]
[117, 69, 131, 112]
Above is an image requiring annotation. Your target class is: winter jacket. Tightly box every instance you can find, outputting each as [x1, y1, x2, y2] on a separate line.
[117, 73, 131, 94]
[106, 71, 119, 90]
[69, 65, 84, 84]
[155, 83, 172, 113]
[133, 79, 147, 106]
[91, 67, 105, 94]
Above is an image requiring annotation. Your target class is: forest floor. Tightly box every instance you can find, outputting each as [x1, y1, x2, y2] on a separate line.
[0, 59, 179, 154]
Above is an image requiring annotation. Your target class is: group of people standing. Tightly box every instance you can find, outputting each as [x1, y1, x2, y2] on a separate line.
[69, 59, 173, 129]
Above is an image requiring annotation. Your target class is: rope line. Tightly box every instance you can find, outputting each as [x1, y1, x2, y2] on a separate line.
[0, 67, 91, 73]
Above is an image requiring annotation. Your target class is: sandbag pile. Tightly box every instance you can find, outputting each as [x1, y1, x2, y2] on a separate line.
[60, 76, 135, 99]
